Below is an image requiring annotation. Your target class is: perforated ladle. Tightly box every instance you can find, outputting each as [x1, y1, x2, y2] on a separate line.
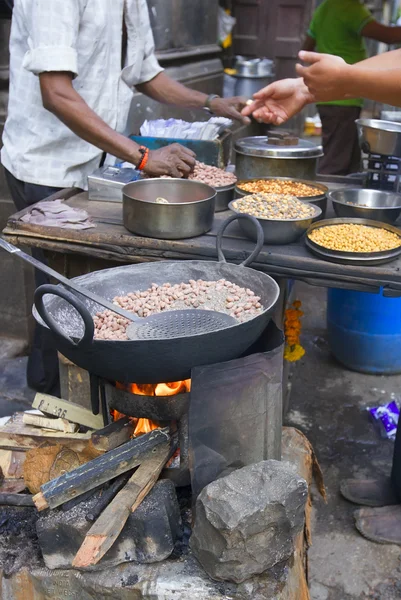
[0, 238, 236, 340]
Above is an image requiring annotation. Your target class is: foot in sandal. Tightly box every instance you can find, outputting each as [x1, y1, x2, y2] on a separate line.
[340, 477, 399, 507]
[354, 505, 401, 545]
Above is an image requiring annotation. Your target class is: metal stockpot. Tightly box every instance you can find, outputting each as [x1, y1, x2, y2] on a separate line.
[233, 57, 275, 98]
[123, 179, 216, 239]
[356, 119, 401, 156]
[235, 134, 323, 181]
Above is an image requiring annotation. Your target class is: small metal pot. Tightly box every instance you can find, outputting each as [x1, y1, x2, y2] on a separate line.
[356, 119, 401, 156]
[215, 184, 235, 212]
[123, 179, 216, 239]
[235, 136, 323, 181]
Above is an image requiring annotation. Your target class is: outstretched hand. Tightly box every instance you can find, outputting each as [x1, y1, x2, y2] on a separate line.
[296, 51, 350, 102]
[241, 78, 314, 125]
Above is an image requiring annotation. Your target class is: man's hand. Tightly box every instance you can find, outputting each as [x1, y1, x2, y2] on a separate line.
[296, 51, 351, 102]
[210, 96, 251, 124]
[144, 144, 196, 178]
[241, 78, 314, 125]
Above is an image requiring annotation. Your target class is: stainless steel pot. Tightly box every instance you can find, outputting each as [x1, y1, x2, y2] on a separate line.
[233, 57, 275, 100]
[123, 179, 216, 239]
[356, 119, 401, 156]
[215, 184, 235, 212]
[235, 135, 323, 181]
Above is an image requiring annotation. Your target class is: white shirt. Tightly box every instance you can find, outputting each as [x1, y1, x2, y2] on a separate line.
[1, 0, 162, 190]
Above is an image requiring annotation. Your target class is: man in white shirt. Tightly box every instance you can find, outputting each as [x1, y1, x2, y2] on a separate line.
[2, 0, 248, 395]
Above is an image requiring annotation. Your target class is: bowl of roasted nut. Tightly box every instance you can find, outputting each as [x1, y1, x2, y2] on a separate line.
[305, 218, 401, 265]
[229, 192, 322, 244]
[235, 177, 328, 219]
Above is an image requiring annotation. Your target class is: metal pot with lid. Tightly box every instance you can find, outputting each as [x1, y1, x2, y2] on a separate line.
[234, 132, 323, 181]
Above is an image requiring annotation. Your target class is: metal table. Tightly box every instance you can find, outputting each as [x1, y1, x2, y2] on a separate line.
[3, 187, 401, 296]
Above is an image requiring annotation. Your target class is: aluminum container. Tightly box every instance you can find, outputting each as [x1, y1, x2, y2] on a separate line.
[228, 200, 322, 245]
[235, 176, 328, 219]
[215, 184, 235, 212]
[123, 179, 216, 239]
[356, 119, 401, 156]
[330, 188, 401, 224]
[235, 136, 323, 181]
[233, 57, 275, 98]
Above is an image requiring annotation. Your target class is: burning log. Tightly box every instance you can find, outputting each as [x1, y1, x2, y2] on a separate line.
[32, 428, 170, 511]
[91, 417, 134, 452]
[73, 441, 173, 568]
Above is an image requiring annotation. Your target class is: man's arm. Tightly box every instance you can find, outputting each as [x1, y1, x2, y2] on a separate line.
[136, 72, 250, 124]
[361, 20, 401, 45]
[40, 72, 196, 177]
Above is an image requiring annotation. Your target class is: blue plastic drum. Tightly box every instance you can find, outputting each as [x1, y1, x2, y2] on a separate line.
[327, 288, 401, 374]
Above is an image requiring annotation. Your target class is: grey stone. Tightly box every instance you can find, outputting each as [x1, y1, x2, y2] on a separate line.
[36, 479, 182, 570]
[190, 459, 308, 583]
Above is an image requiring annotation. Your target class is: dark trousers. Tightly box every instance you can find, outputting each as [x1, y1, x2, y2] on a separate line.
[317, 106, 362, 176]
[392, 418, 401, 501]
[4, 168, 62, 396]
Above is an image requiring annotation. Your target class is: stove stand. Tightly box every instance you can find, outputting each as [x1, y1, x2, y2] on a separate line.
[363, 153, 401, 192]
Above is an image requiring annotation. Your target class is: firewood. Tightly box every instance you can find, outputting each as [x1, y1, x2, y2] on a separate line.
[0, 450, 26, 478]
[72, 442, 172, 568]
[0, 493, 34, 507]
[32, 393, 103, 430]
[33, 428, 170, 511]
[22, 413, 78, 434]
[0, 479, 26, 494]
[85, 472, 133, 522]
[91, 417, 134, 452]
[0, 413, 91, 452]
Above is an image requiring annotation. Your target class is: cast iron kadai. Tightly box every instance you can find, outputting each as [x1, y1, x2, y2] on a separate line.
[305, 217, 401, 266]
[30, 214, 280, 384]
[0, 239, 235, 340]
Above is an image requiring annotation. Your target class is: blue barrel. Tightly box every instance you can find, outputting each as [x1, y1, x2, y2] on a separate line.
[327, 288, 401, 374]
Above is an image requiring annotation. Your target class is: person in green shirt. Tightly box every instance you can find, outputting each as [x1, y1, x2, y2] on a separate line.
[302, 0, 401, 175]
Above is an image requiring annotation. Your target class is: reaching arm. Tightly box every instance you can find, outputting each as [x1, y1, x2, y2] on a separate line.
[136, 71, 250, 124]
[39, 72, 196, 177]
[361, 20, 401, 45]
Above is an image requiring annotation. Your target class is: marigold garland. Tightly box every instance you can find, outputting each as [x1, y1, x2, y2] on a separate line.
[284, 300, 305, 362]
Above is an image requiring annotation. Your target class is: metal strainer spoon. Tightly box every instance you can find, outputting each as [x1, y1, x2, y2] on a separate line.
[0, 238, 236, 340]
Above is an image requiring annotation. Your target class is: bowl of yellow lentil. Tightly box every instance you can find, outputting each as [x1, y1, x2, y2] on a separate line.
[229, 192, 322, 244]
[305, 218, 401, 265]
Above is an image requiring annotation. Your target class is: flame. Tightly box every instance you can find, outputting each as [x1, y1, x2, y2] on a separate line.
[113, 379, 191, 436]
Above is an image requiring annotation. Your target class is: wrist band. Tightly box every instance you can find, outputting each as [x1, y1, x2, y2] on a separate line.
[204, 94, 220, 112]
[137, 146, 149, 171]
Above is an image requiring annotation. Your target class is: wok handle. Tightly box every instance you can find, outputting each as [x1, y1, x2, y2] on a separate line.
[216, 213, 264, 267]
[34, 284, 95, 350]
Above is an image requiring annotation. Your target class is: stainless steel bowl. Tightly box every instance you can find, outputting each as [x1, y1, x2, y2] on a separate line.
[228, 200, 322, 245]
[356, 118, 401, 156]
[235, 177, 328, 219]
[330, 188, 401, 224]
[123, 179, 216, 239]
[215, 184, 235, 212]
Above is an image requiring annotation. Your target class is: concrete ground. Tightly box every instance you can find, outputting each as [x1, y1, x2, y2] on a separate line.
[286, 283, 401, 600]
[0, 283, 401, 597]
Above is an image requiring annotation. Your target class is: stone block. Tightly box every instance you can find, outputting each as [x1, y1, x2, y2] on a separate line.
[190, 459, 308, 583]
[36, 479, 182, 570]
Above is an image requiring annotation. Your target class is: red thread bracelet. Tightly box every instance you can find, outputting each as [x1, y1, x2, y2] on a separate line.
[137, 147, 149, 171]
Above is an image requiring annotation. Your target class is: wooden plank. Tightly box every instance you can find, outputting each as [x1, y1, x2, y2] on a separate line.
[72, 442, 171, 567]
[32, 393, 103, 430]
[0, 413, 91, 452]
[0, 450, 25, 478]
[22, 413, 78, 433]
[91, 417, 134, 452]
[32, 428, 170, 511]
[0, 479, 26, 494]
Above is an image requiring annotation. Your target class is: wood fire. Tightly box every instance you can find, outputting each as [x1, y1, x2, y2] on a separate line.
[113, 379, 191, 436]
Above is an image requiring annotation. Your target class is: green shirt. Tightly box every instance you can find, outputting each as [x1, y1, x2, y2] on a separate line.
[308, 0, 374, 106]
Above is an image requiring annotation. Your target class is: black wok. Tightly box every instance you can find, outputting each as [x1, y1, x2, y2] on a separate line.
[33, 214, 280, 383]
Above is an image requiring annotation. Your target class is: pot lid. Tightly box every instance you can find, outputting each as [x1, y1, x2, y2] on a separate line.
[235, 134, 323, 159]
